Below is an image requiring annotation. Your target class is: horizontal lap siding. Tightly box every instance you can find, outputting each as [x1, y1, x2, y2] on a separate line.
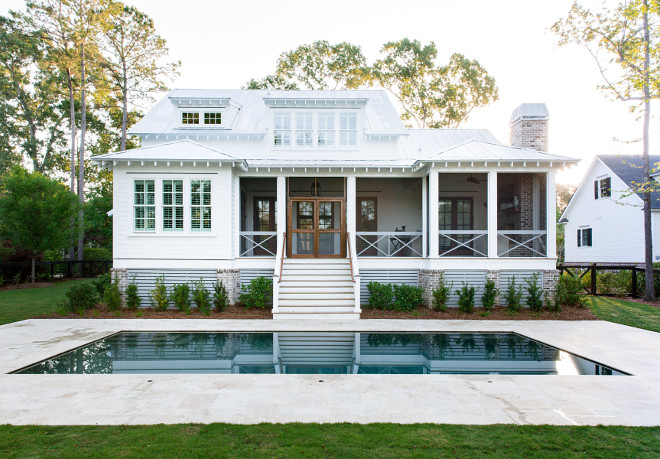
[127, 269, 217, 307]
[240, 269, 275, 285]
[443, 270, 487, 308]
[360, 269, 419, 304]
[500, 270, 542, 301]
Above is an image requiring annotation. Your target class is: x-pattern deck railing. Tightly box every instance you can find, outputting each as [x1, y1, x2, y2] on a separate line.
[497, 230, 546, 257]
[438, 230, 487, 257]
[356, 232, 422, 257]
[240, 231, 277, 257]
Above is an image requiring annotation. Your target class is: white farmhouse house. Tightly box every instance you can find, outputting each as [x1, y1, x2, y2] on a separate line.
[561, 155, 660, 264]
[93, 90, 576, 319]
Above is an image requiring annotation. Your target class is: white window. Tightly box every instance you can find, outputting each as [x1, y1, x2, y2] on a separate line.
[274, 112, 291, 147]
[181, 112, 199, 125]
[204, 112, 222, 125]
[134, 180, 155, 231]
[594, 177, 611, 199]
[296, 113, 313, 147]
[191, 180, 211, 231]
[339, 112, 357, 146]
[163, 180, 183, 231]
[577, 228, 592, 247]
[317, 112, 335, 147]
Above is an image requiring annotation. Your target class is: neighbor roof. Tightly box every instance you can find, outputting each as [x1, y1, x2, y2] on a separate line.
[598, 155, 660, 209]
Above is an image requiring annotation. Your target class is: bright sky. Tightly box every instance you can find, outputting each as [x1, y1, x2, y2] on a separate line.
[4, 0, 658, 185]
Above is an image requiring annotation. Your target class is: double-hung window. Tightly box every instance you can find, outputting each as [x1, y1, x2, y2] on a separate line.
[339, 112, 357, 146]
[163, 180, 183, 231]
[594, 177, 611, 199]
[577, 228, 592, 247]
[295, 113, 313, 147]
[134, 180, 155, 231]
[181, 112, 200, 125]
[191, 180, 211, 231]
[317, 112, 335, 146]
[274, 112, 291, 147]
[204, 112, 222, 125]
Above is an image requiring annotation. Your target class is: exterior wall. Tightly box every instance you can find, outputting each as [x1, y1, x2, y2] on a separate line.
[510, 119, 548, 152]
[564, 160, 651, 263]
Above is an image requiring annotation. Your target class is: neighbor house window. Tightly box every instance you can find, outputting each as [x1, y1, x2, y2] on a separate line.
[274, 112, 291, 146]
[204, 112, 222, 125]
[191, 180, 211, 231]
[339, 112, 357, 146]
[296, 113, 313, 147]
[163, 180, 183, 231]
[181, 112, 200, 125]
[577, 228, 592, 247]
[594, 177, 611, 199]
[318, 112, 335, 146]
[134, 180, 155, 231]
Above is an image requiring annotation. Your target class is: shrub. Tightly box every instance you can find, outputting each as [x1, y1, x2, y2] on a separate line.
[634, 264, 660, 297]
[149, 275, 169, 311]
[545, 291, 561, 313]
[432, 276, 453, 312]
[126, 280, 141, 310]
[64, 282, 98, 314]
[171, 283, 192, 313]
[504, 277, 523, 313]
[82, 247, 111, 261]
[367, 281, 394, 309]
[456, 283, 475, 314]
[193, 279, 211, 315]
[238, 276, 273, 309]
[92, 273, 112, 296]
[481, 279, 497, 311]
[556, 275, 585, 307]
[103, 275, 122, 311]
[597, 270, 631, 297]
[392, 284, 424, 311]
[525, 274, 543, 312]
[212, 280, 229, 312]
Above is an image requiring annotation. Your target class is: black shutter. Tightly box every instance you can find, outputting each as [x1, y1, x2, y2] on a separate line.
[603, 177, 611, 197]
[577, 229, 581, 247]
[586, 228, 593, 246]
[594, 180, 599, 199]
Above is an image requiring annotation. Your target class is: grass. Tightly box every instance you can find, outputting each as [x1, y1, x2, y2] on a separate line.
[588, 296, 660, 333]
[0, 279, 90, 326]
[0, 424, 659, 458]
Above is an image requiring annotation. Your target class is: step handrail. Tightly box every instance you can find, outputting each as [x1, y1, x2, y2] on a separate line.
[277, 231, 286, 284]
[347, 232, 356, 283]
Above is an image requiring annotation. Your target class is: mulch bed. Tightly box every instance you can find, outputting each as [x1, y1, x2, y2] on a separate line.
[360, 305, 598, 320]
[39, 304, 273, 320]
[1, 281, 64, 290]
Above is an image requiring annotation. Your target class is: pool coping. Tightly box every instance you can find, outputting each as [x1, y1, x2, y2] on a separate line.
[0, 319, 659, 426]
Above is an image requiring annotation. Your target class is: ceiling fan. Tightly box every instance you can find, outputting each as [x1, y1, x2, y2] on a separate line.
[467, 174, 484, 184]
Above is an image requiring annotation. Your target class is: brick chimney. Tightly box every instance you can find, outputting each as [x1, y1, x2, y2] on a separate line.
[509, 103, 549, 152]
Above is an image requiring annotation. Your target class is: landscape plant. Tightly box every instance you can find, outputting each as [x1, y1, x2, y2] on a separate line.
[103, 275, 122, 311]
[62, 282, 98, 315]
[481, 279, 497, 311]
[455, 283, 475, 314]
[525, 274, 543, 312]
[149, 275, 169, 311]
[504, 277, 523, 313]
[431, 276, 452, 312]
[392, 284, 424, 311]
[367, 281, 394, 309]
[192, 279, 211, 315]
[125, 278, 141, 310]
[171, 283, 192, 313]
[92, 273, 112, 297]
[544, 291, 561, 313]
[212, 280, 229, 312]
[556, 275, 585, 308]
[238, 276, 272, 309]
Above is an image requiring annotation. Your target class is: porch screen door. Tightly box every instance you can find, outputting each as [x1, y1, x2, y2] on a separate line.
[288, 198, 345, 257]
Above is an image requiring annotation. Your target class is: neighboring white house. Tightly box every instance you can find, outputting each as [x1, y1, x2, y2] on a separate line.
[561, 155, 660, 264]
[93, 90, 576, 319]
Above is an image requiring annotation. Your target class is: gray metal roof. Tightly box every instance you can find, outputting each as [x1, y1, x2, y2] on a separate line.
[510, 103, 549, 124]
[598, 155, 660, 208]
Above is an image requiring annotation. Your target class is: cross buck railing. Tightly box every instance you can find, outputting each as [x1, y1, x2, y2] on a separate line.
[240, 231, 277, 257]
[497, 230, 547, 258]
[438, 230, 487, 257]
[356, 232, 422, 257]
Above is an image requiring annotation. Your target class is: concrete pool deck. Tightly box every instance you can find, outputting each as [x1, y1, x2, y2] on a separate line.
[0, 319, 658, 426]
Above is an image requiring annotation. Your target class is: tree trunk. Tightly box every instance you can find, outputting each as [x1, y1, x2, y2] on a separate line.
[642, 0, 655, 301]
[31, 255, 36, 284]
[77, 44, 86, 263]
[67, 68, 76, 262]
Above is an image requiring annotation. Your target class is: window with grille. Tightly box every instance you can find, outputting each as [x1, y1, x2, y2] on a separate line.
[317, 112, 335, 146]
[296, 113, 313, 147]
[594, 177, 611, 199]
[163, 180, 183, 231]
[339, 112, 357, 146]
[181, 112, 200, 125]
[577, 228, 592, 247]
[274, 112, 291, 146]
[134, 180, 155, 231]
[204, 112, 222, 125]
[191, 180, 211, 231]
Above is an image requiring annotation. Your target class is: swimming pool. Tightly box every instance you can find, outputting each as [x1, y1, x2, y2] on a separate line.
[14, 331, 628, 375]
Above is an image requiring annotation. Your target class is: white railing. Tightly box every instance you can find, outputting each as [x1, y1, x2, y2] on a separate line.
[497, 230, 547, 257]
[272, 232, 286, 313]
[438, 230, 488, 257]
[239, 231, 277, 257]
[355, 232, 422, 257]
[347, 232, 361, 313]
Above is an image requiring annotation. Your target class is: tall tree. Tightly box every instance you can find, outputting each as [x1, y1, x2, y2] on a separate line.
[100, 3, 179, 151]
[371, 39, 499, 128]
[554, 0, 660, 300]
[0, 167, 78, 283]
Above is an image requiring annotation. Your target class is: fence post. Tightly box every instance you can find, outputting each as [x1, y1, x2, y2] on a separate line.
[591, 263, 597, 296]
[632, 268, 638, 298]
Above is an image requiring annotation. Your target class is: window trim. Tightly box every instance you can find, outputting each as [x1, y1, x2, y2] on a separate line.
[577, 227, 592, 247]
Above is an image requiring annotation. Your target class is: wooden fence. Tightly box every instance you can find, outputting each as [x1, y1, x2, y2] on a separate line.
[557, 263, 660, 298]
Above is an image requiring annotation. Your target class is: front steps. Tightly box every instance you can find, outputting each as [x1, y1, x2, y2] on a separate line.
[274, 259, 360, 320]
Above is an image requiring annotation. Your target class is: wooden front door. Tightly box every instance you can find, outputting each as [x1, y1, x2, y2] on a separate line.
[287, 198, 345, 258]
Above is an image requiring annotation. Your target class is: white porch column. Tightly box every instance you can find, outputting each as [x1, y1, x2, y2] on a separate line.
[546, 170, 557, 259]
[276, 176, 286, 253]
[346, 176, 356, 247]
[428, 171, 439, 258]
[422, 176, 428, 258]
[487, 171, 498, 258]
[234, 175, 241, 258]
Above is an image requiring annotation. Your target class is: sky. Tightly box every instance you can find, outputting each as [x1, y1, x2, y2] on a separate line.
[3, 0, 658, 185]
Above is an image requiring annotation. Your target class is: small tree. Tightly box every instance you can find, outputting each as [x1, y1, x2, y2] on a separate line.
[0, 168, 77, 282]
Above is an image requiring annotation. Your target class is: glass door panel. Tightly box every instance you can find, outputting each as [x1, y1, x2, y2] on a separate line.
[291, 200, 315, 256]
[318, 200, 342, 256]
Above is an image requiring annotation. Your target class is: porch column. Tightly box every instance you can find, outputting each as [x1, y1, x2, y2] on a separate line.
[234, 176, 241, 258]
[428, 171, 439, 258]
[422, 175, 428, 258]
[487, 171, 498, 258]
[276, 176, 286, 254]
[546, 170, 557, 259]
[346, 176, 356, 249]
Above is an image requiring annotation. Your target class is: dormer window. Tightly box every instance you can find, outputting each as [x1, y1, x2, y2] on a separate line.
[181, 112, 199, 125]
[274, 112, 291, 146]
[296, 113, 313, 147]
[339, 112, 357, 146]
[204, 112, 222, 125]
[273, 110, 358, 148]
[318, 112, 335, 146]
[180, 110, 224, 127]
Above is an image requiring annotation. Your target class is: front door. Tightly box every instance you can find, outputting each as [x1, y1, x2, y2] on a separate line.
[288, 198, 345, 258]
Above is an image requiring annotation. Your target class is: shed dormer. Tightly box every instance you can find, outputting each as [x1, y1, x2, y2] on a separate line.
[170, 96, 242, 130]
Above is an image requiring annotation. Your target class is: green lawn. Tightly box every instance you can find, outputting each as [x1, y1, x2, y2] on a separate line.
[0, 279, 89, 326]
[0, 424, 658, 458]
[588, 296, 660, 333]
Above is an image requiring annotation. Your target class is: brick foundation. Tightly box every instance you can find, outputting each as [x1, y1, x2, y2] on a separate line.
[486, 269, 500, 306]
[419, 269, 444, 308]
[218, 269, 240, 305]
[110, 268, 128, 306]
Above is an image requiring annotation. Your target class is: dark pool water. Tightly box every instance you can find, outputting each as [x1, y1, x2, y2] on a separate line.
[14, 331, 628, 376]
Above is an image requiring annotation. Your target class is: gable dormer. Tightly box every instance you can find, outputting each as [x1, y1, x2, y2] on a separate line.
[170, 96, 242, 130]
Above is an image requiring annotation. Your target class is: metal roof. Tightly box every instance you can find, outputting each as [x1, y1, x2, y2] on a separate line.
[92, 139, 238, 162]
[418, 140, 577, 164]
[510, 103, 549, 124]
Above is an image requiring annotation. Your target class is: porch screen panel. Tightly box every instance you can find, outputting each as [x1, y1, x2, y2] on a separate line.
[438, 199, 452, 250]
[291, 201, 314, 255]
[319, 201, 341, 255]
[191, 180, 211, 231]
[134, 180, 155, 231]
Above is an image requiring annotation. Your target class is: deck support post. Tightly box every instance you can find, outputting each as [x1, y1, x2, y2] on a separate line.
[632, 268, 638, 298]
[487, 171, 498, 258]
[428, 171, 439, 258]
